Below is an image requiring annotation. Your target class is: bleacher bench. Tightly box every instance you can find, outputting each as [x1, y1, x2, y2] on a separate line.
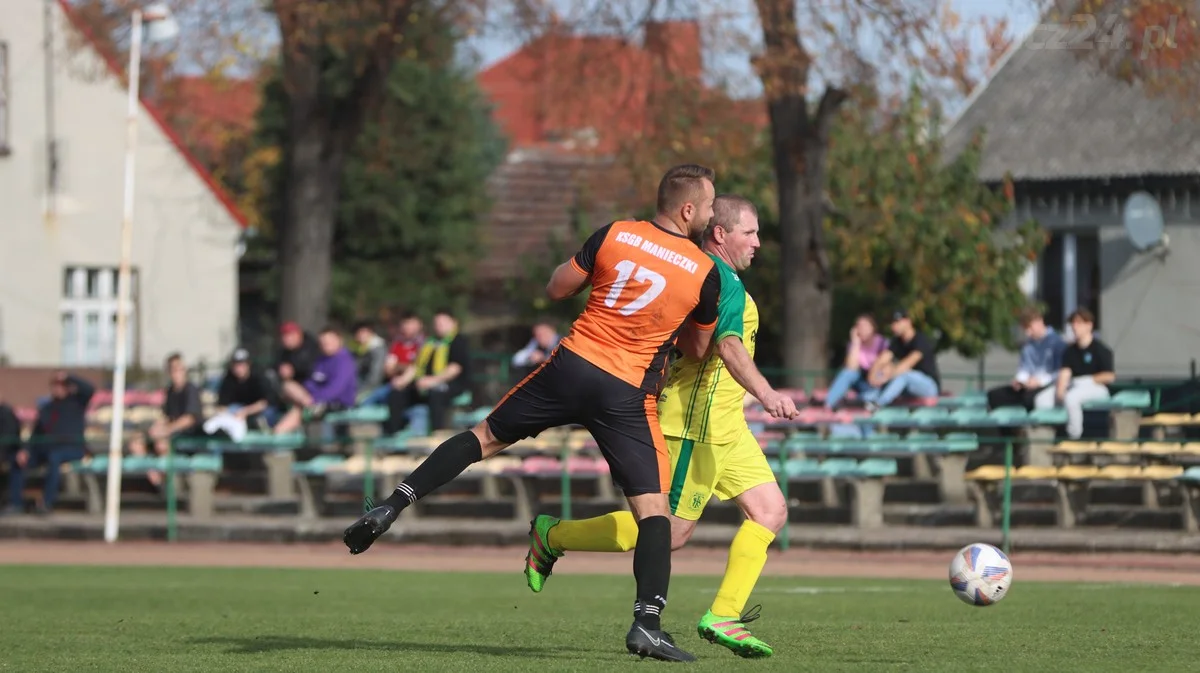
[782, 432, 978, 505]
[68, 454, 223, 518]
[769, 457, 898, 528]
[175, 432, 305, 500]
[965, 462, 1184, 528]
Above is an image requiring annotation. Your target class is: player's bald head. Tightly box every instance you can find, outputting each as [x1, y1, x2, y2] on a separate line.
[656, 164, 716, 215]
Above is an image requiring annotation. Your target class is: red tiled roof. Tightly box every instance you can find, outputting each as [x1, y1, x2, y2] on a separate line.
[477, 148, 627, 284]
[474, 21, 769, 288]
[478, 21, 719, 153]
[158, 76, 260, 168]
[56, 0, 249, 228]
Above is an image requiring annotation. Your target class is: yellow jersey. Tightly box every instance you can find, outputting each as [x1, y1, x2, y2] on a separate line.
[658, 254, 758, 444]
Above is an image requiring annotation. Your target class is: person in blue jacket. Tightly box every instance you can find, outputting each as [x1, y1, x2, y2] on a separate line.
[4, 372, 95, 515]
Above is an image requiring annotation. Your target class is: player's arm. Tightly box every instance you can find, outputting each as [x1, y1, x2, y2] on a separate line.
[677, 266, 720, 359]
[546, 224, 613, 301]
[717, 336, 771, 401]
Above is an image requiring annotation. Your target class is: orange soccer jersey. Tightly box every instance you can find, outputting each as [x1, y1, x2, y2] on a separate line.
[559, 220, 720, 393]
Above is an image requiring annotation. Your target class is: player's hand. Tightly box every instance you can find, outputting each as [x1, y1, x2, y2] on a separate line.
[15, 449, 28, 468]
[529, 351, 546, 364]
[760, 390, 799, 420]
[278, 363, 294, 381]
[1011, 379, 1023, 390]
[849, 327, 861, 344]
[415, 376, 438, 392]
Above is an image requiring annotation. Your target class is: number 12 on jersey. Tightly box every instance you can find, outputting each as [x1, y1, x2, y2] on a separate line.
[604, 259, 666, 316]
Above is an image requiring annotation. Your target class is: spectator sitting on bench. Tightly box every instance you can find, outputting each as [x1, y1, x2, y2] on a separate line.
[274, 326, 358, 434]
[359, 313, 424, 407]
[987, 307, 1065, 411]
[204, 348, 274, 439]
[3, 372, 95, 515]
[511, 320, 560, 380]
[1035, 308, 1113, 439]
[130, 353, 204, 487]
[384, 308, 470, 434]
[274, 320, 319, 397]
[351, 320, 388, 402]
[0, 399, 19, 461]
[825, 313, 887, 410]
[865, 308, 941, 409]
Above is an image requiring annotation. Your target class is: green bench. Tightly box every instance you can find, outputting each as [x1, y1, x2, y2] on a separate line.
[1083, 390, 1152, 440]
[174, 432, 305, 500]
[935, 392, 988, 409]
[782, 432, 979, 506]
[324, 406, 389, 424]
[452, 407, 492, 428]
[866, 406, 1061, 430]
[291, 455, 353, 519]
[69, 454, 223, 518]
[765, 457, 898, 528]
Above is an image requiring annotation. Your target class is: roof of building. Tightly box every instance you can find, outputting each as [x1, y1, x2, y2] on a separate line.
[56, 0, 249, 227]
[477, 148, 626, 284]
[942, 23, 1200, 183]
[477, 20, 764, 153]
[161, 76, 260, 167]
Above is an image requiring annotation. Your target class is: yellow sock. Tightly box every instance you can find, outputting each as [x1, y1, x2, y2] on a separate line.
[710, 520, 775, 618]
[548, 511, 639, 553]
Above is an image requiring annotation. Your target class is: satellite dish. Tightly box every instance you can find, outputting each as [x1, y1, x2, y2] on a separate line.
[1123, 191, 1166, 252]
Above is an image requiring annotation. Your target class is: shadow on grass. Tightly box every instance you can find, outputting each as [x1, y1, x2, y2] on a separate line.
[189, 635, 590, 659]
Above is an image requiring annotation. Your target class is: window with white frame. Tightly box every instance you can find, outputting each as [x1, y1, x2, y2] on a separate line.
[0, 41, 10, 155]
[60, 267, 138, 366]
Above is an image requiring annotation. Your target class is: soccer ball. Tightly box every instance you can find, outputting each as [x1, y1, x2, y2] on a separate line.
[948, 543, 1012, 606]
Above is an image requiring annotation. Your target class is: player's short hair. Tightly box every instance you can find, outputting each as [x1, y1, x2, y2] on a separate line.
[319, 324, 342, 337]
[164, 352, 184, 369]
[433, 308, 456, 320]
[703, 194, 757, 241]
[656, 164, 716, 215]
[352, 320, 374, 333]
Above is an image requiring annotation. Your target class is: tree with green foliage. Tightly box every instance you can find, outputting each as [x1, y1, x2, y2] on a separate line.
[248, 13, 505, 327]
[824, 87, 1045, 358]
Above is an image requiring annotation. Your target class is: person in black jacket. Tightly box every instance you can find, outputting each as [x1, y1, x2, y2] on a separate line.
[276, 321, 320, 385]
[3, 372, 95, 515]
[0, 401, 20, 459]
[215, 348, 274, 429]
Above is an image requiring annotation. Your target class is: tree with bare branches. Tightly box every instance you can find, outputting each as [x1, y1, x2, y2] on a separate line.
[490, 0, 1004, 384]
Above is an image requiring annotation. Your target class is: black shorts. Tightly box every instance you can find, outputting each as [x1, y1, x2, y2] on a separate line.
[486, 347, 669, 497]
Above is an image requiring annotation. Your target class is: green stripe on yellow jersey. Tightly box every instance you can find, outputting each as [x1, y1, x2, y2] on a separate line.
[658, 254, 759, 444]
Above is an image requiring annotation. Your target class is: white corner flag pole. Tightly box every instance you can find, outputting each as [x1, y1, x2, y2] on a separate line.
[104, 9, 143, 544]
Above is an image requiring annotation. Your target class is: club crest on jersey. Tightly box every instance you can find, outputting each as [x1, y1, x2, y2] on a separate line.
[691, 493, 705, 509]
[750, 329, 757, 343]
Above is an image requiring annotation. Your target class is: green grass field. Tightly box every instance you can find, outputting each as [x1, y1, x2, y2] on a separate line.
[1, 565, 1195, 672]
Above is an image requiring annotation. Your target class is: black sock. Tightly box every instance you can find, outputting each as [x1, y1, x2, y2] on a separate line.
[632, 515, 671, 631]
[381, 431, 482, 511]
